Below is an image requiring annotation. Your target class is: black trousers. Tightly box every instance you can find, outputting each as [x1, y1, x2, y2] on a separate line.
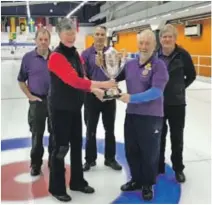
[159, 105, 186, 173]
[83, 94, 88, 126]
[84, 93, 116, 163]
[124, 114, 163, 186]
[28, 98, 53, 168]
[49, 108, 88, 195]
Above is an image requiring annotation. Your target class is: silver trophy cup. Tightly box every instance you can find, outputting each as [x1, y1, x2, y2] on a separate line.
[98, 47, 126, 100]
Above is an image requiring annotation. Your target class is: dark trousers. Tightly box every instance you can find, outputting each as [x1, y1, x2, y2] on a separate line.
[49, 108, 88, 195]
[28, 98, 53, 168]
[85, 93, 116, 163]
[83, 94, 88, 126]
[124, 114, 163, 186]
[159, 105, 185, 173]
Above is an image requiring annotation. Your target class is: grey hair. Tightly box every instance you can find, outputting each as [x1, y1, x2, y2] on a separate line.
[159, 24, 178, 38]
[56, 18, 76, 33]
[137, 29, 156, 43]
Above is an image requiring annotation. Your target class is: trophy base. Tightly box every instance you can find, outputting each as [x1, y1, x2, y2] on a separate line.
[103, 88, 122, 100]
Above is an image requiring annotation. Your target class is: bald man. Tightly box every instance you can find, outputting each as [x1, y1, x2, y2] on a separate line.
[81, 26, 122, 172]
[116, 29, 169, 200]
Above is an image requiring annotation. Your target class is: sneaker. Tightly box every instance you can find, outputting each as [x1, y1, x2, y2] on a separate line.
[30, 166, 41, 176]
[120, 180, 142, 191]
[104, 159, 122, 171]
[70, 185, 95, 194]
[53, 193, 72, 202]
[175, 171, 186, 183]
[83, 161, 96, 171]
[142, 185, 153, 201]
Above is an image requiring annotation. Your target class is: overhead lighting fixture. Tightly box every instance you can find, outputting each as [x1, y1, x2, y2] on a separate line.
[66, 0, 89, 18]
[141, 19, 146, 22]
[26, 0, 31, 19]
[196, 4, 211, 9]
[149, 17, 157, 21]
[162, 13, 172, 18]
[177, 9, 189, 13]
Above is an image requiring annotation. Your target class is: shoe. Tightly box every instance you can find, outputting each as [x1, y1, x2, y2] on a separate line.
[105, 159, 122, 171]
[30, 166, 41, 176]
[52, 193, 72, 202]
[121, 180, 142, 191]
[175, 171, 186, 183]
[142, 186, 153, 201]
[83, 161, 96, 171]
[70, 185, 95, 194]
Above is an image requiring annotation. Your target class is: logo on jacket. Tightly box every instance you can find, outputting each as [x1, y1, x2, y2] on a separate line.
[142, 63, 152, 76]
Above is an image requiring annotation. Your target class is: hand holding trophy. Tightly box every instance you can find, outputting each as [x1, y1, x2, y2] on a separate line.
[96, 47, 126, 100]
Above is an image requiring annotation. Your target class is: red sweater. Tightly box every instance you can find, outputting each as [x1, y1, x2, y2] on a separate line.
[48, 52, 91, 92]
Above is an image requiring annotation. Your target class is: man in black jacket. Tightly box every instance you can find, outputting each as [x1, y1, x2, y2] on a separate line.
[157, 24, 196, 183]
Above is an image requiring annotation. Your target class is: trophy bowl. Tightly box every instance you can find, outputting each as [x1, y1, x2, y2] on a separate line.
[97, 47, 126, 100]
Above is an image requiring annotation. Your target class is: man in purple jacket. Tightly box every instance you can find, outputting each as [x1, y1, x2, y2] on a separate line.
[17, 28, 53, 176]
[116, 29, 169, 201]
[81, 26, 122, 172]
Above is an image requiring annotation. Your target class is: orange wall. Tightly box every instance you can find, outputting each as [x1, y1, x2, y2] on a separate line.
[114, 32, 138, 53]
[85, 18, 211, 76]
[85, 32, 138, 52]
[176, 18, 211, 56]
[85, 35, 94, 49]
[175, 18, 211, 77]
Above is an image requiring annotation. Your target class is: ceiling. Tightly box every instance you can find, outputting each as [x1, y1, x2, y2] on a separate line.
[1, 1, 106, 24]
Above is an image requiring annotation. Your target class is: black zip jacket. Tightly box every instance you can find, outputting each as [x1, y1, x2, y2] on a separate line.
[157, 45, 196, 106]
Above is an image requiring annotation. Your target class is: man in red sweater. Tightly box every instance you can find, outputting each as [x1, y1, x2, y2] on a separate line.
[48, 18, 116, 202]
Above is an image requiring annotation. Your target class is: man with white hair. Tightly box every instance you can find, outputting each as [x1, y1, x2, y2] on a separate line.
[116, 29, 169, 200]
[157, 24, 196, 183]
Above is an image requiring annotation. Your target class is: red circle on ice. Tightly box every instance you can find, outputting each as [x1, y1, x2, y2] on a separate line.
[1, 160, 71, 201]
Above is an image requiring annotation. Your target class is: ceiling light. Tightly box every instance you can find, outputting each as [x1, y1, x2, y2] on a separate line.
[66, 0, 89, 18]
[177, 9, 189, 13]
[140, 19, 146, 23]
[149, 17, 157, 21]
[162, 13, 171, 18]
[196, 4, 211, 9]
